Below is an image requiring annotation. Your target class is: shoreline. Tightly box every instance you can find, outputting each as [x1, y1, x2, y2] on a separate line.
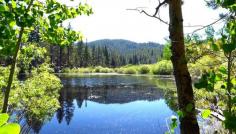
[56, 72, 175, 79]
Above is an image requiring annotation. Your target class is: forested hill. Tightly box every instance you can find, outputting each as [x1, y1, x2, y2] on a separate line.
[88, 39, 163, 54]
[85, 39, 163, 66]
[47, 39, 163, 69]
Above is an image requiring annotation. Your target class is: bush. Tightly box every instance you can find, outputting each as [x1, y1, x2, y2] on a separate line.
[80, 68, 92, 73]
[124, 68, 137, 74]
[152, 60, 173, 75]
[94, 66, 103, 73]
[139, 66, 150, 74]
[115, 68, 124, 74]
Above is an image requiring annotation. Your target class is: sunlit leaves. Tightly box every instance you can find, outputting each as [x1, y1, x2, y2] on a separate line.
[0, 0, 93, 57]
[0, 114, 20, 134]
[18, 43, 47, 71]
[0, 123, 20, 134]
[201, 109, 211, 119]
[0, 114, 9, 126]
[44, 26, 83, 47]
[21, 64, 62, 120]
[218, 66, 227, 75]
[0, 64, 62, 122]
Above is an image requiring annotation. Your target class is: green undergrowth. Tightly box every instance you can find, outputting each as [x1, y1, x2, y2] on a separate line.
[61, 60, 174, 75]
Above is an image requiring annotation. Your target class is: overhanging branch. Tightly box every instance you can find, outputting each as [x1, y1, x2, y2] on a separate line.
[126, 8, 169, 25]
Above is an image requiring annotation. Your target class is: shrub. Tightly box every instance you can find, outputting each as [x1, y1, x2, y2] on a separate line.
[79, 68, 92, 73]
[124, 68, 137, 74]
[99, 68, 109, 73]
[115, 68, 124, 74]
[152, 60, 173, 75]
[94, 66, 103, 73]
[139, 66, 150, 74]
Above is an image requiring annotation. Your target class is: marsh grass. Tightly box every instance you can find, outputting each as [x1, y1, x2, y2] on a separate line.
[62, 60, 173, 75]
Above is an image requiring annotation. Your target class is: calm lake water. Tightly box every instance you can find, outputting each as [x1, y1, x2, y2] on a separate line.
[20, 74, 180, 134]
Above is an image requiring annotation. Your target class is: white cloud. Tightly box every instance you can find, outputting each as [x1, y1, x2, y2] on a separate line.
[62, 0, 226, 44]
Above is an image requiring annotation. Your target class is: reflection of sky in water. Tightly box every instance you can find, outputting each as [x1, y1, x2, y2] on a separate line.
[40, 100, 176, 134]
[61, 75, 167, 88]
[37, 75, 179, 134]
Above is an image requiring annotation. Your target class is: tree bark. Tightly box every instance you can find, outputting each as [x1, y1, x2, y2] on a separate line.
[67, 46, 70, 68]
[50, 45, 54, 65]
[168, 0, 200, 133]
[226, 52, 232, 134]
[2, 27, 24, 113]
[58, 46, 63, 68]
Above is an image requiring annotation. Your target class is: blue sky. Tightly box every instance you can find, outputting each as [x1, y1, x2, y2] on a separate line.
[61, 0, 226, 44]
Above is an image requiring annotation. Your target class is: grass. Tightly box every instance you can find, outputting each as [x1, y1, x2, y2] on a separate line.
[61, 60, 173, 75]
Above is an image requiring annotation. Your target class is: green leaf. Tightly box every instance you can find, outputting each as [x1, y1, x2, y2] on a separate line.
[11, 0, 16, 8]
[9, 21, 16, 28]
[219, 66, 227, 75]
[211, 43, 219, 51]
[0, 123, 20, 134]
[232, 97, 236, 105]
[231, 78, 236, 85]
[0, 5, 5, 11]
[194, 73, 208, 89]
[222, 43, 236, 53]
[0, 114, 9, 126]
[177, 110, 184, 118]
[201, 109, 211, 119]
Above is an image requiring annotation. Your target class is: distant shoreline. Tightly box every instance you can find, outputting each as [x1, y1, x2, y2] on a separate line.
[56, 72, 174, 79]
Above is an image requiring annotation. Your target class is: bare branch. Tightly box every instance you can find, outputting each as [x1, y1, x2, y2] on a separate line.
[127, 0, 169, 25]
[126, 8, 169, 25]
[188, 14, 229, 35]
[153, 0, 168, 16]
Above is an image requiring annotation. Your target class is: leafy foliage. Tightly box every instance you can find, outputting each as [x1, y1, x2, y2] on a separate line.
[201, 109, 211, 119]
[152, 60, 173, 75]
[139, 65, 150, 74]
[0, 114, 20, 134]
[162, 43, 172, 60]
[18, 43, 47, 72]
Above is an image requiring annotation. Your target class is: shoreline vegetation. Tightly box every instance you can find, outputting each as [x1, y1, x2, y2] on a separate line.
[61, 60, 173, 75]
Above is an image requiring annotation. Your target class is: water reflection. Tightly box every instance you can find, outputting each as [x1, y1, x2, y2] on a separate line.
[21, 75, 179, 134]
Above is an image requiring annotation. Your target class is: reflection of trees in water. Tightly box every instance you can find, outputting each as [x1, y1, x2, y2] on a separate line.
[152, 78, 178, 111]
[17, 76, 178, 133]
[56, 80, 76, 125]
[15, 111, 44, 134]
[54, 77, 174, 126]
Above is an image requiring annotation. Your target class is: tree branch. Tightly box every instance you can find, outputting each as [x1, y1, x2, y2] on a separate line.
[126, 8, 169, 25]
[153, 0, 168, 16]
[188, 13, 229, 36]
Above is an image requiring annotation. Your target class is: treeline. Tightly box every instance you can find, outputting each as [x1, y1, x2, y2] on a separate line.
[48, 39, 162, 70]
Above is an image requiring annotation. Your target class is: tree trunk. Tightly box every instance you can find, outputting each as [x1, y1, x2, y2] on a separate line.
[67, 46, 70, 68]
[226, 52, 232, 134]
[2, 27, 24, 113]
[168, 0, 200, 133]
[58, 46, 63, 68]
[50, 45, 54, 65]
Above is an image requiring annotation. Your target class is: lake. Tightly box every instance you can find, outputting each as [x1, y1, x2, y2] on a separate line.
[19, 74, 179, 134]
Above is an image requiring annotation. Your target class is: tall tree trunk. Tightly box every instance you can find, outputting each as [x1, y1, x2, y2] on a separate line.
[50, 45, 54, 65]
[2, 27, 24, 113]
[227, 52, 232, 134]
[168, 0, 200, 133]
[2, 0, 34, 113]
[67, 46, 70, 68]
[58, 46, 63, 68]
